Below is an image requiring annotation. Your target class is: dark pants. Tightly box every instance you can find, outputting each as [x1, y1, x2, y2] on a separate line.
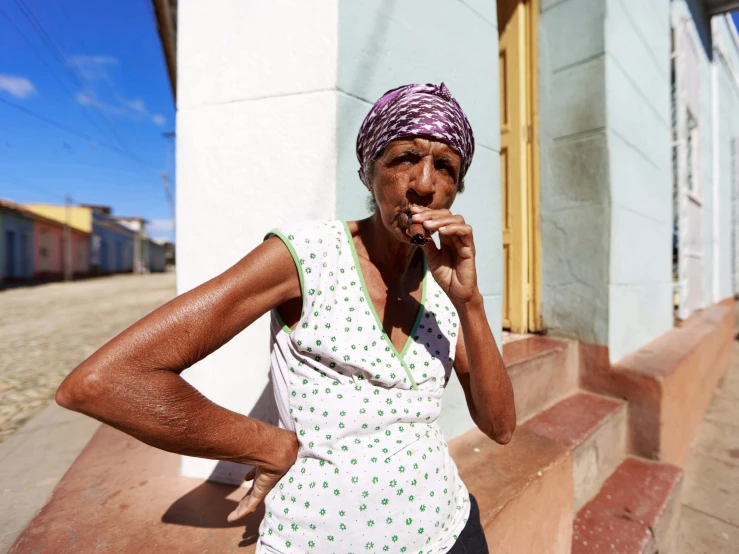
[447, 495, 489, 554]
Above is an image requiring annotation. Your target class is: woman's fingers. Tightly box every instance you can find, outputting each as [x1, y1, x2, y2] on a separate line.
[226, 467, 286, 522]
[437, 224, 474, 248]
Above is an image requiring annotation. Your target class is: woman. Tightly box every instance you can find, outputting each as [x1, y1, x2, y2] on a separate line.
[57, 83, 516, 553]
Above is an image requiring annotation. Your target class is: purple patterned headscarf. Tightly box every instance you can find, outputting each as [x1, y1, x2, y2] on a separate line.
[355, 83, 475, 186]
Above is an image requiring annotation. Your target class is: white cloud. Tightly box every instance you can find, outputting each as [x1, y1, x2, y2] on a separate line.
[148, 219, 175, 233]
[126, 98, 147, 113]
[75, 91, 124, 115]
[70, 55, 164, 128]
[0, 74, 36, 99]
[69, 55, 118, 81]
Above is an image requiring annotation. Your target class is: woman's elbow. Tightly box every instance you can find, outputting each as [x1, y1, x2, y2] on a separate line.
[56, 368, 101, 413]
[478, 417, 516, 445]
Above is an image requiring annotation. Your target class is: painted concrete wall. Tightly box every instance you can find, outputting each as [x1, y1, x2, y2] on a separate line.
[670, 4, 739, 310]
[34, 220, 64, 275]
[605, 0, 673, 363]
[24, 205, 92, 234]
[539, 0, 610, 346]
[713, 16, 739, 301]
[0, 210, 35, 280]
[176, 0, 502, 480]
[92, 215, 135, 273]
[147, 240, 167, 272]
[335, 0, 501, 439]
[71, 231, 90, 274]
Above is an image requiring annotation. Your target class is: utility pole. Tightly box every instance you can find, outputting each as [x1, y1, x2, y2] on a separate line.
[133, 223, 141, 274]
[63, 194, 73, 281]
[160, 172, 175, 240]
[162, 131, 176, 242]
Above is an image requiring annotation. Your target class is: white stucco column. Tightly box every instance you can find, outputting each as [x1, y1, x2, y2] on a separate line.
[176, 0, 339, 483]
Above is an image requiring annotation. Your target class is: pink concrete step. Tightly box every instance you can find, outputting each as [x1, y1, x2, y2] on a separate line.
[450, 426, 574, 554]
[503, 337, 578, 423]
[571, 457, 683, 554]
[522, 392, 627, 511]
[14, 423, 577, 554]
[581, 300, 734, 465]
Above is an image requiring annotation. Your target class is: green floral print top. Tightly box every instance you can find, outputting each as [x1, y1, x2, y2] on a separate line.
[259, 220, 470, 554]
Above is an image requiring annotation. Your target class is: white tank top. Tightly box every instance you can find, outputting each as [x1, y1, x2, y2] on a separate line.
[258, 220, 470, 554]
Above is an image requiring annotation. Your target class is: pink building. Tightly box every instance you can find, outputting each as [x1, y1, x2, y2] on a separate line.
[34, 218, 90, 280]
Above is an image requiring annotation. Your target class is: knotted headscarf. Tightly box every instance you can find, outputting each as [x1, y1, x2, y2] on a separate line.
[355, 83, 475, 186]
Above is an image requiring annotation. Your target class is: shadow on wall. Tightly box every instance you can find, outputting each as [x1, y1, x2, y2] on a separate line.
[160, 379, 278, 544]
[685, 0, 713, 59]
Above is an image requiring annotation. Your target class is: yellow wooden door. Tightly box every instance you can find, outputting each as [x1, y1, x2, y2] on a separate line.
[499, 0, 530, 332]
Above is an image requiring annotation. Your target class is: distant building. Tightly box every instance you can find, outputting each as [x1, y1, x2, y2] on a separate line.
[25, 204, 135, 274]
[0, 198, 90, 285]
[114, 216, 171, 273]
[147, 239, 168, 272]
[33, 215, 90, 281]
[1, 199, 36, 285]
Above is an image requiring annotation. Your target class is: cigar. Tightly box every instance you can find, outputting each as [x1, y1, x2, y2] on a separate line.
[405, 212, 429, 245]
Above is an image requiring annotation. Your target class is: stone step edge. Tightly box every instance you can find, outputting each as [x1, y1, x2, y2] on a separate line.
[571, 456, 683, 554]
[521, 391, 628, 512]
[503, 337, 580, 424]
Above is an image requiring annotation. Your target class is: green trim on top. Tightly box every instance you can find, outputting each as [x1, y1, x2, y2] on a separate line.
[341, 221, 425, 391]
[265, 230, 304, 335]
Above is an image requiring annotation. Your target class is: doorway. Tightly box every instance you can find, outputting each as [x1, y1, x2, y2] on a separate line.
[5, 230, 16, 278]
[498, 0, 541, 333]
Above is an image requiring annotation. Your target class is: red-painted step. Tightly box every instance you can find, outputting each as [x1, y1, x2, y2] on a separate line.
[571, 457, 683, 554]
[522, 392, 627, 510]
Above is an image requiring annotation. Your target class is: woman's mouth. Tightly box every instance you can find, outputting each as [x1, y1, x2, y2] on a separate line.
[402, 211, 429, 245]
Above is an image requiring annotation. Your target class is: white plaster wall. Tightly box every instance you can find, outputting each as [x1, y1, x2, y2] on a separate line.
[177, 0, 338, 110]
[177, 0, 339, 482]
[335, 0, 502, 439]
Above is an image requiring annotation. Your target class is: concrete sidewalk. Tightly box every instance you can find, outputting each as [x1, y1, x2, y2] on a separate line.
[676, 338, 739, 553]
[0, 404, 99, 552]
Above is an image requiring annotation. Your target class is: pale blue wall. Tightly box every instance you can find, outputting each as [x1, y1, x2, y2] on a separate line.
[0, 210, 35, 280]
[92, 213, 135, 273]
[336, 0, 501, 438]
[539, 0, 610, 345]
[605, 0, 673, 362]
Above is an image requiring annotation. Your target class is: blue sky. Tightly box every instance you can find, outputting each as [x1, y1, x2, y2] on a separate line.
[0, 1, 175, 241]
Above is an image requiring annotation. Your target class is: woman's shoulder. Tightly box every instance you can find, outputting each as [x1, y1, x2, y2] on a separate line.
[265, 220, 349, 267]
[266, 219, 345, 243]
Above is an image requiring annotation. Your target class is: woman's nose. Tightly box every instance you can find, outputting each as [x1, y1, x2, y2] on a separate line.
[410, 157, 436, 197]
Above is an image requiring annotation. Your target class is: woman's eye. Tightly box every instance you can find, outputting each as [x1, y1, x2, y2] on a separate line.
[436, 163, 453, 175]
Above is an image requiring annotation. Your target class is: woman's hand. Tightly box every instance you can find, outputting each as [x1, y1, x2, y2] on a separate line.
[227, 429, 299, 522]
[410, 206, 479, 307]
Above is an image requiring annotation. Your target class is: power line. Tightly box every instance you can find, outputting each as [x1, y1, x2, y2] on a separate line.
[12, 0, 149, 170]
[0, 168, 69, 203]
[0, 95, 158, 171]
[0, 5, 109, 139]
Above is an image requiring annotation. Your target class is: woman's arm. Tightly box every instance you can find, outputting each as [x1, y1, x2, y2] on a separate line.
[56, 236, 302, 519]
[452, 305, 516, 444]
[411, 205, 515, 444]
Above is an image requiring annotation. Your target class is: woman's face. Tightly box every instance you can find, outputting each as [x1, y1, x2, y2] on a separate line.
[368, 137, 462, 243]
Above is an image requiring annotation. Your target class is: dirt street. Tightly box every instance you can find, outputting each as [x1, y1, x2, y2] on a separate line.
[0, 273, 176, 442]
